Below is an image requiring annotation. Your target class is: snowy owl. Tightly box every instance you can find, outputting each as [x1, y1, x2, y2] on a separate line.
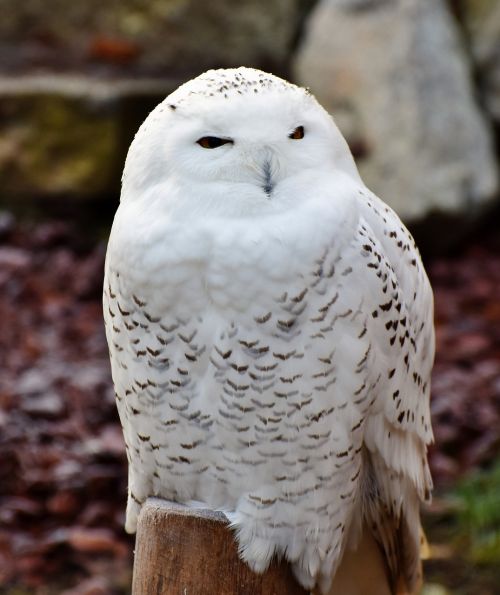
[103, 67, 434, 594]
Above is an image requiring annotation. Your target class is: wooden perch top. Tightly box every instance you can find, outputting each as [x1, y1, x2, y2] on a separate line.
[132, 498, 308, 595]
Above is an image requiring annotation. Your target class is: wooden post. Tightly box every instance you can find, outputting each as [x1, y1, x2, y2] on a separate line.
[132, 498, 308, 595]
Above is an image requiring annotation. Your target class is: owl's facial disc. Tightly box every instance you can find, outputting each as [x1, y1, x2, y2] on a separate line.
[194, 124, 306, 199]
[121, 68, 363, 215]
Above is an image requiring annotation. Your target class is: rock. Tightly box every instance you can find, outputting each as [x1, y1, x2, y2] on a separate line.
[0, 76, 175, 200]
[461, 0, 500, 123]
[293, 0, 498, 244]
[0, 0, 302, 77]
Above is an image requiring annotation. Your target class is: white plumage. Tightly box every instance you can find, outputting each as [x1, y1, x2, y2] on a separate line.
[103, 67, 434, 593]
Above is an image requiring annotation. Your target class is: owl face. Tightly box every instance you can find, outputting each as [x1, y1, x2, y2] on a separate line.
[122, 68, 360, 218]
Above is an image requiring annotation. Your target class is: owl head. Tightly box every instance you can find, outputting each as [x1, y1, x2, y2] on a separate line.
[121, 67, 360, 218]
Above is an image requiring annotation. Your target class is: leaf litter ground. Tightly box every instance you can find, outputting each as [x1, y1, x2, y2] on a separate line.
[0, 214, 498, 593]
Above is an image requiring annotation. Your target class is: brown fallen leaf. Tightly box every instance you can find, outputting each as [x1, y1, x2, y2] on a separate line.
[88, 37, 141, 64]
[67, 527, 121, 554]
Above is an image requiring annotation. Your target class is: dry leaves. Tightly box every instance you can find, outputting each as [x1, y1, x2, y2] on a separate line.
[428, 236, 500, 484]
[0, 216, 132, 593]
[0, 214, 498, 591]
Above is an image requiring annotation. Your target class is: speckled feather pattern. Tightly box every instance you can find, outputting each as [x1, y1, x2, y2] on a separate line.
[103, 68, 434, 593]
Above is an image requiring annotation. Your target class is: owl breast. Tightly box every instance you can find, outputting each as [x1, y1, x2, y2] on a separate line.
[105, 194, 373, 552]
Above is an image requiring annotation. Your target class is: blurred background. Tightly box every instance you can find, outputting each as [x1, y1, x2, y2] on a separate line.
[0, 0, 499, 593]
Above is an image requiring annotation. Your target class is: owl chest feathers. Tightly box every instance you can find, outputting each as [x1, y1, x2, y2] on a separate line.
[105, 190, 377, 479]
[108, 178, 360, 316]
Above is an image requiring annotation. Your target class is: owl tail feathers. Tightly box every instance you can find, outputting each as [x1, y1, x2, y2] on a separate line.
[361, 495, 424, 595]
[313, 525, 392, 595]
[393, 527, 429, 594]
[357, 448, 430, 595]
[313, 522, 426, 595]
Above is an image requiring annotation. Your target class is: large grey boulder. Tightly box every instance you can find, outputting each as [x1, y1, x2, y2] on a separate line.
[0, 76, 175, 200]
[293, 0, 498, 230]
[462, 0, 500, 123]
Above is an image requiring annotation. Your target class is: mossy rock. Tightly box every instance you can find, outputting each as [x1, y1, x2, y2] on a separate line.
[0, 76, 175, 202]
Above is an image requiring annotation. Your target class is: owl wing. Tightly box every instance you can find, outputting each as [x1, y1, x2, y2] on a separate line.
[354, 189, 434, 594]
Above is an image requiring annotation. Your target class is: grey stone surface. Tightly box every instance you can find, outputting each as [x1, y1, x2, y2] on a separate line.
[293, 0, 498, 225]
[0, 76, 176, 200]
[462, 0, 500, 122]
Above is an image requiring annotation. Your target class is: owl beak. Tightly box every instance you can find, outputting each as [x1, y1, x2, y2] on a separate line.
[262, 159, 274, 198]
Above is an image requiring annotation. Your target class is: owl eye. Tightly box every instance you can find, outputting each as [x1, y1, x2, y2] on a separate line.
[197, 136, 233, 149]
[289, 126, 305, 140]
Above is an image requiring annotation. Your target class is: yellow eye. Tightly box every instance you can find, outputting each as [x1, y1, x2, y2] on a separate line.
[289, 126, 305, 140]
[197, 137, 233, 149]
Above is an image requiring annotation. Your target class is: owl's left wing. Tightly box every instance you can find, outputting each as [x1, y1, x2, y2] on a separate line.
[353, 189, 434, 594]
